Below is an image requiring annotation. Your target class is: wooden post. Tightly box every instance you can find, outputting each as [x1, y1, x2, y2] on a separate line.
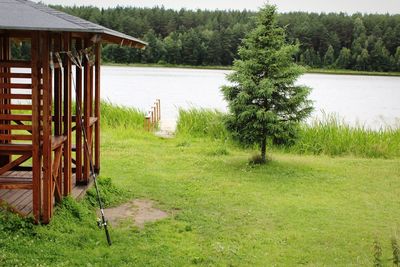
[63, 32, 72, 196]
[41, 32, 53, 223]
[153, 109, 156, 130]
[31, 31, 41, 223]
[53, 34, 62, 203]
[157, 99, 161, 121]
[83, 38, 92, 183]
[0, 34, 11, 166]
[75, 38, 83, 184]
[154, 102, 158, 124]
[153, 106, 157, 125]
[94, 42, 101, 174]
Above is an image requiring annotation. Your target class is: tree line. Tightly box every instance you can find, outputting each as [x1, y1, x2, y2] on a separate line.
[52, 5, 400, 72]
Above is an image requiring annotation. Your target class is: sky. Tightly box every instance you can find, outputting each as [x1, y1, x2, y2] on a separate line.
[35, 0, 400, 14]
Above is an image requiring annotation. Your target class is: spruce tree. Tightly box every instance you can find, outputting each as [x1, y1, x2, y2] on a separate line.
[336, 47, 351, 69]
[221, 5, 313, 163]
[323, 45, 335, 67]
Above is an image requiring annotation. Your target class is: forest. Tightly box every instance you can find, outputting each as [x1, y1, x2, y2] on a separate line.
[45, 6, 400, 71]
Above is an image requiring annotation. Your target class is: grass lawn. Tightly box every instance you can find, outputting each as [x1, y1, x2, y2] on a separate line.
[1, 126, 399, 266]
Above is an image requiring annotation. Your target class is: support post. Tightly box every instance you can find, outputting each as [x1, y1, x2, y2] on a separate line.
[82, 38, 92, 183]
[31, 31, 41, 223]
[0, 34, 11, 166]
[63, 32, 72, 196]
[53, 34, 62, 203]
[94, 42, 101, 174]
[41, 32, 53, 223]
[75, 38, 83, 184]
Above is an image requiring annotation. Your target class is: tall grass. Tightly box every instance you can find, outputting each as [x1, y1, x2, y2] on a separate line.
[100, 101, 145, 129]
[287, 114, 400, 158]
[176, 108, 229, 140]
[176, 108, 400, 159]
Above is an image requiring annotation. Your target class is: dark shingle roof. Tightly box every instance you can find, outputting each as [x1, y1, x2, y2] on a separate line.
[0, 0, 147, 48]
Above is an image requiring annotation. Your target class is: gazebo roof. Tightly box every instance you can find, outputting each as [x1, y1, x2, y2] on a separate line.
[0, 0, 147, 48]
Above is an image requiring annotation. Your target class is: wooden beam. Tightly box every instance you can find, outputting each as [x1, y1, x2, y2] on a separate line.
[53, 34, 63, 200]
[41, 32, 53, 224]
[82, 38, 91, 184]
[31, 31, 41, 223]
[0, 34, 11, 166]
[94, 42, 101, 173]
[0, 60, 31, 68]
[75, 38, 83, 184]
[63, 32, 72, 196]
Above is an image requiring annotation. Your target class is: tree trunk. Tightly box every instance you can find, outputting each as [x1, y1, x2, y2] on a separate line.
[261, 137, 267, 163]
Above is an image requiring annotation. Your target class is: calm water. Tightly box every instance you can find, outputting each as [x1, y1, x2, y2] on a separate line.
[101, 66, 400, 130]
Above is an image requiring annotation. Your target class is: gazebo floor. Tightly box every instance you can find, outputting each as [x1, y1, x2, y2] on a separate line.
[0, 171, 93, 217]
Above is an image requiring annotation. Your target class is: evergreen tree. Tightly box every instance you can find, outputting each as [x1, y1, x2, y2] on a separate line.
[371, 38, 391, 71]
[323, 45, 335, 67]
[336, 47, 351, 69]
[395, 47, 400, 71]
[356, 49, 370, 70]
[221, 5, 313, 164]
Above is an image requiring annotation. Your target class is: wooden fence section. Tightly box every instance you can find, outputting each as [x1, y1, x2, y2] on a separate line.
[144, 99, 161, 132]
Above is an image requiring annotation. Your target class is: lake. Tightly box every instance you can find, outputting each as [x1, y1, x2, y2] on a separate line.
[101, 66, 400, 131]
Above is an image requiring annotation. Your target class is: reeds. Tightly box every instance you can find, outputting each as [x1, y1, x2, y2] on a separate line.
[176, 108, 230, 140]
[290, 114, 400, 158]
[100, 101, 145, 129]
[176, 108, 400, 158]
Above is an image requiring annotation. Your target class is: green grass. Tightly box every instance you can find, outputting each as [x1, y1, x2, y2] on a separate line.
[103, 62, 400, 76]
[103, 62, 232, 70]
[176, 108, 229, 140]
[100, 100, 145, 129]
[287, 114, 400, 158]
[307, 67, 400, 77]
[177, 108, 400, 159]
[1, 104, 400, 266]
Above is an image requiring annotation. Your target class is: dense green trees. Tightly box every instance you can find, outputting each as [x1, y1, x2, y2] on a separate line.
[52, 5, 400, 72]
[222, 5, 312, 163]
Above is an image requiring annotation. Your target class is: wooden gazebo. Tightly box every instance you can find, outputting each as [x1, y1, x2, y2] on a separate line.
[0, 0, 146, 223]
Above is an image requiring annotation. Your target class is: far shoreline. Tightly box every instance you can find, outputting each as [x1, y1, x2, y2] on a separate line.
[102, 62, 400, 77]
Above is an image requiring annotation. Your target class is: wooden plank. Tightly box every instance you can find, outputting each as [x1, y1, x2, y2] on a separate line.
[13, 190, 33, 210]
[0, 134, 32, 141]
[0, 83, 32, 89]
[2, 190, 27, 204]
[0, 73, 31, 79]
[0, 183, 32, 190]
[0, 114, 32, 121]
[0, 144, 32, 154]
[0, 104, 32, 110]
[20, 191, 34, 215]
[0, 189, 10, 198]
[0, 60, 31, 68]
[0, 124, 32, 131]
[0, 93, 33, 99]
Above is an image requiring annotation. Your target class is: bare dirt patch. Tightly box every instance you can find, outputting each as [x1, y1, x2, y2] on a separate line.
[103, 199, 168, 228]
